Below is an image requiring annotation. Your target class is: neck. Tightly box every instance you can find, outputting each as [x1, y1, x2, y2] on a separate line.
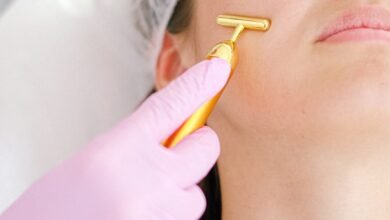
[218, 128, 390, 220]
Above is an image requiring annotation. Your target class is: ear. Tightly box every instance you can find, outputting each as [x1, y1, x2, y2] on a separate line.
[155, 32, 187, 90]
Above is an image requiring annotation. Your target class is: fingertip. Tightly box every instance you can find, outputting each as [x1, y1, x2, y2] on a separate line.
[186, 58, 231, 101]
[211, 57, 231, 74]
[194, 126, 221, 157]
[208, 57, 232, 88]
[187, 186, 207, 218]
[176, 126, 221, 165]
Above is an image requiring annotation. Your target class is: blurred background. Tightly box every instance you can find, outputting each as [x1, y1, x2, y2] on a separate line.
[0, 0, 154, 212]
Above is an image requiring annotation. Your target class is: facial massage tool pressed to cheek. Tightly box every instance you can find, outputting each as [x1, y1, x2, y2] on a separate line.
[163, 15, 271, 148]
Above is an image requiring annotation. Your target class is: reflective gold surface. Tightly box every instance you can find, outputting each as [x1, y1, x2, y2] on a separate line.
[217, 15, 271, 32]
[163, 41, 237, 147]
[163, 15, 271, 148]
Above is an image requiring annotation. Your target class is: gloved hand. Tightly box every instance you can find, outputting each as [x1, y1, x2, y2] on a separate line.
[0, 58, 230, 220]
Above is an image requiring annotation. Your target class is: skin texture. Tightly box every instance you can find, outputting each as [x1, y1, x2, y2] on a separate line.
[156, 0, 390, 219]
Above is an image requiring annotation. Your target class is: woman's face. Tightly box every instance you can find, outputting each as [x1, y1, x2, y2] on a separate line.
[178, 0, 390, 141]
[159, 1, 390, 217]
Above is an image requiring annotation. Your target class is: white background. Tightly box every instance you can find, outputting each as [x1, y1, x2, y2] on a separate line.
[0, 0, 154, 212]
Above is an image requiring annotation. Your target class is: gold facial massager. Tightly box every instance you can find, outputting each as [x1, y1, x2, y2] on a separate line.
[164, 14, 271, 148]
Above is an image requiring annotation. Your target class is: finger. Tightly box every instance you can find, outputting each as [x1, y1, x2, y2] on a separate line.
[130, 58, 230, 142]
[127, 186, 206, 220]
[165, 126, 221, 188]
[156, 185, 207, 220]
[173, 186, 207, 220]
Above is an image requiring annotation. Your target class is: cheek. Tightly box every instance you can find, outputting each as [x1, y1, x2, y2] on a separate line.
[212, 32, 314, 134]
[196, 0, 390, 139]
[194, 0, 314, 133]
[210, 54, 312, 136]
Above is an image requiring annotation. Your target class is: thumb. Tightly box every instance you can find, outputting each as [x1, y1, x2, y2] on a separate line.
[131, 58, 231, 142]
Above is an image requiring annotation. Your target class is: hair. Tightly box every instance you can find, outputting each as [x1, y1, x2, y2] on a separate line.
[167, 0, 193, 34]
[166, 1, 222, 219]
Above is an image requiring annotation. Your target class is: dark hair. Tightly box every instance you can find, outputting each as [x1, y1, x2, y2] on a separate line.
[165, 1, 222, 219]
[167, 0, 193, 34]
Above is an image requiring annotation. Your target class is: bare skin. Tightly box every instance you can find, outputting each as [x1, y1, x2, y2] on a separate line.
[156, 0, 390, 219]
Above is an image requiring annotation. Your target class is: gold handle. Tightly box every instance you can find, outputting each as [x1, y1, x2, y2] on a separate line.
[163, 40, 237, 148]
[162, 14, 271, 148]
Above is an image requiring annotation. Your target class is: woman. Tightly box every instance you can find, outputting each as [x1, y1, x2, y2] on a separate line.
[164, 1, 390, 219]
[3, 0, 390, 219]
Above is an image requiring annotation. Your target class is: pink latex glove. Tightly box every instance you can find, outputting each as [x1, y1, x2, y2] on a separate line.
[0, 58, 230, 220]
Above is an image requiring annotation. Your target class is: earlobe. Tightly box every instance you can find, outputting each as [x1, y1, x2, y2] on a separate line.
[155, 32, 186, 90]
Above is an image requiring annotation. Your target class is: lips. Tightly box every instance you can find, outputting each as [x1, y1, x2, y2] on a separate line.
[317, 6, 390, 42]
